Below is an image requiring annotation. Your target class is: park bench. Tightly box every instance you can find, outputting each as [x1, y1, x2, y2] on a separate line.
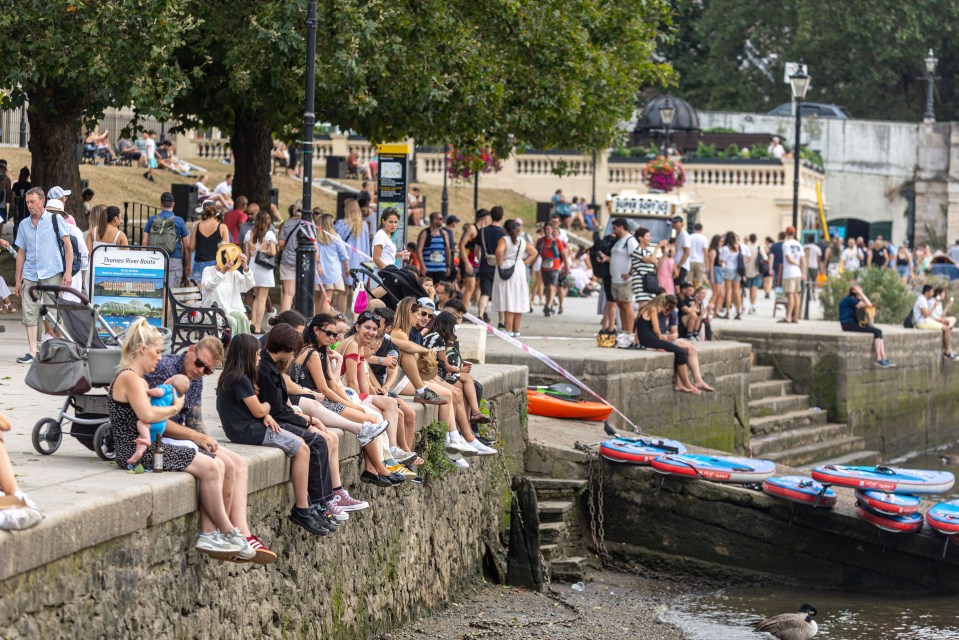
[166, 282, 229, 353]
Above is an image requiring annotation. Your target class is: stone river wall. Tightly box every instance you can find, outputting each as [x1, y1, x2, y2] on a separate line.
[0, 365, 527, 640]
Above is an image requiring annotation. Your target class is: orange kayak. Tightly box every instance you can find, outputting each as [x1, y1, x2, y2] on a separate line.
[526, 390, 614, 422]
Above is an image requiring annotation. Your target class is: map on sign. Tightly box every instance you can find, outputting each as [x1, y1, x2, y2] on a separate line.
[610, 195, 675, 216]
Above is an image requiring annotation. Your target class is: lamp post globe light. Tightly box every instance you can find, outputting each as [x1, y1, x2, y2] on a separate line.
[789, 65, 810, 231]
[924, 48, 938, 123]
[659, 98, 675, 154]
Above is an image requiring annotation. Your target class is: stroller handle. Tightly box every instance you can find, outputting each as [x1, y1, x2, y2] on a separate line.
[29, 284, 90, 306]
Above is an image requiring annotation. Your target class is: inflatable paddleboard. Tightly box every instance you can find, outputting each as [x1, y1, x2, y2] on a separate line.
[811, 465, 955, 495]
[600, 437, 687, 465]
[526, 390, 614, 422]
[856, 502, 923, 533]
[854, 490, 921, 515]
[651, 454, 776, 484]
[763, 476, 836, 508]
[926, 501, 959, 536]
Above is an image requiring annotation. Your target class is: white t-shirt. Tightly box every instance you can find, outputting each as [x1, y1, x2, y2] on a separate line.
[688, 232, 708, 264]
[145, 138, 156, 160]
[781, 239, 804, 279]
[841, 247, 861, 270]
[805, 243, 822, 269]
[372, 228, 396, 266]
[674, 229, 690, 270]
[213, 181, 232, 198]
[769, 143, 785, 159]
[913, 295, 933, 326]
[719, 245, 740, 271]
[610, 235, 639, 284]
[196, 181, 211, 198]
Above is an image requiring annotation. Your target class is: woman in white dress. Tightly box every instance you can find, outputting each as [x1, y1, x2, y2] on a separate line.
[492, 219, 538, 337]
[244, 208, 277, 333]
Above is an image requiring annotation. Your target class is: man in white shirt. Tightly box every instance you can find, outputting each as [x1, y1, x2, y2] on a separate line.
[780, 225, 806, 323]
[687, 222, 709, 287]
[914, 285, 958, 358]
[671, 216, 690, 288]
[609, 218, 638, 337]
[768, 136, 785, 159]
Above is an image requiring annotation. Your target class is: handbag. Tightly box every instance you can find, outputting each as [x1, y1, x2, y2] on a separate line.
[498, 239, 522, 280]
[417, 349, 438, 381]
[481, 228, 498, 266]
[642, 272, 660, 293]
[25, 339, 92, 396]
[352, 287, 368, 314]
[254, 251, 276, 270]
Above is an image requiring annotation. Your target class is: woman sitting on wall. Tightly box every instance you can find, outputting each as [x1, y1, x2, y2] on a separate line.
[633, 292, 702, 396]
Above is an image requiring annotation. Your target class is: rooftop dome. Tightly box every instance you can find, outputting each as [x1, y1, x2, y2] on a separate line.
[637, 95, 699, 131]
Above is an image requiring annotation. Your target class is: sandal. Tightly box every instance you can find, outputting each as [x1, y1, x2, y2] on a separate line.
[471, 413, 491, 424]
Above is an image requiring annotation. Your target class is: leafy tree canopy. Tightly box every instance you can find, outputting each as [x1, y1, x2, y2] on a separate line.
[664, 0, 959, 121]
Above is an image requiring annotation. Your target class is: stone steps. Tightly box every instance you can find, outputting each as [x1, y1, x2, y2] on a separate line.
[764, 436, 866, 467]
[537, 500, 574, 523]
[749, 394, 811, 418]
[749, 365, 776, 384]
[538, 521, 568, 546]
[751, 423, 852, 456]
[549, 557, 587, 583]
[749, 379, 794, 400]
[540, 544, 560, 561]
[750, 408, 829, 436]
[799, 449, 883, 470]
[529, 477, 587, 501]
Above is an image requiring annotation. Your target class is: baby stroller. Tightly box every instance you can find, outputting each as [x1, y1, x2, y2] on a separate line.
[25, 285, 171, 460]
[351, 263, 428, 311]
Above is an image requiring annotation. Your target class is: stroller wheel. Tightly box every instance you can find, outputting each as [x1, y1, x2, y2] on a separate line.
[32, 418, 63, 455]
[93, 422, 116, 461]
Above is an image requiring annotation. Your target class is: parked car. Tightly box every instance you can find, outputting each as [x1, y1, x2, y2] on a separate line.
[767, 102, 852, 119]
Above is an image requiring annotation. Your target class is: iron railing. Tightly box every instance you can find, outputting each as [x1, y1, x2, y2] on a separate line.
[122, 202, 161, 246]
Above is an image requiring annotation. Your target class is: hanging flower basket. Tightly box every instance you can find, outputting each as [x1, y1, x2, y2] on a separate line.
[447, 147, 502, 181]
[644, 156, 686, 193]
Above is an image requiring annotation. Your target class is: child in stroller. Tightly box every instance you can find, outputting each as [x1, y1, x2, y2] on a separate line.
[128, 374, 191, 465]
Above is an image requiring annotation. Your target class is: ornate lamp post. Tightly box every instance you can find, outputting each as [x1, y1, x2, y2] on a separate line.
[295, 0, 318, 318]
[441, 143, 449, 217]
[789, 65, 811, 230]
[924, 49, 938, 123]
[659, 99, 675, 154]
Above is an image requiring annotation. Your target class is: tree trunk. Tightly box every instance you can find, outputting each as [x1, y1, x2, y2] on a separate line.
[26, 95, 85, 224]
[230, 112, 273, 211]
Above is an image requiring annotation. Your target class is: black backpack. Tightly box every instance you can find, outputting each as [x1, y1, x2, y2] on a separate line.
[590, 234, 616, 278]
[904, 310, 915, 329]
[52, 214, 82, 276]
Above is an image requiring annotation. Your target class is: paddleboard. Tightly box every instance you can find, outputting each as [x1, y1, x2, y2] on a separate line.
[600, 437, 687, 465]
[763, 476, 836, 508]
[856, 502, 923, 533]
[854, 490, 921, 515]
[926, 500, 959, 536]
[526, 390, 614, 422]
[811, 465, 955, 495]
[651, 454, 776, 484]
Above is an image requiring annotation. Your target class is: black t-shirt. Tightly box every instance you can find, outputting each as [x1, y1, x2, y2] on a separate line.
[216, 373, 266, 445]
[257, 349, 308, 428]
[478, 225, 506, 273]
[678, 296, 697, 338]
[589, 234, 615, 279]
[369, 337, 396, 385]
[409, 328, 425, 346]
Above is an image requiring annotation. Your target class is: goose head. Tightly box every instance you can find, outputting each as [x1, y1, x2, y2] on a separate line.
[799, 603, 817, 621]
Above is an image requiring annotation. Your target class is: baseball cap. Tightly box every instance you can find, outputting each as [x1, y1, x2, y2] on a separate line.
[785, 225, 796, 235]
[671, 215, 684, 223]
[446, 215, 460, 224]
[417, 296, 436, 311]
[47, 186, 72, 200]
[160, 192, 175, 206]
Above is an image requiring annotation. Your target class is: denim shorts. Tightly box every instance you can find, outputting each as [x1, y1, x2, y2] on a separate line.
[897, 265, 909, 278]
[262, 428, 302, 457]
[712, 265, 723, 283]
[744, 275, 762, 288]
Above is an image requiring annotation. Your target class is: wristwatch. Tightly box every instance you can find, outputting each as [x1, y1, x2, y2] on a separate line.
[378, 357, 384, 364]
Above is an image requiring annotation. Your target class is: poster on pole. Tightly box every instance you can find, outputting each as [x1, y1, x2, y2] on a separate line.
[376, 143, 410, 249]
[89, 245, 168, 334]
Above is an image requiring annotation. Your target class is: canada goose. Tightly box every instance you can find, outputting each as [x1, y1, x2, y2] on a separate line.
[939, 454, 959, 465]
[755, 603, 818, 640]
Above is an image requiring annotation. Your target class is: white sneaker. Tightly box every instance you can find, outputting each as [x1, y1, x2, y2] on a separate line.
[0, 505, 44, 531]
[357, 420, 389, 446]
[446, 451, 469, 469]
[469, 439, 498, 455]
[223, 527, 256, 560]
[195, 530, 245, 560]
[389, 446, 416, 463]
[446, 432, 478, 457]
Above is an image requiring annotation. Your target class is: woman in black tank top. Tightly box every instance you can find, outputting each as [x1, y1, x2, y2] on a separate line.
[191, 203, 230, 276]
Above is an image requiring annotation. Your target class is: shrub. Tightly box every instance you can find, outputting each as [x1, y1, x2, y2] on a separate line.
[820, 267, 915, 325]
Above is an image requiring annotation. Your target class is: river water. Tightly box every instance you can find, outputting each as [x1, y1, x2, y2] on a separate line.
[665, 444, 959, 638]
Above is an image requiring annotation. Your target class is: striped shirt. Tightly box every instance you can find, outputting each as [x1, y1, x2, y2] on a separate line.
[630, 246, 657, 302]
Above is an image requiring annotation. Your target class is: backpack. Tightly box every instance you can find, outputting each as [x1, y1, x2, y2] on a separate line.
[590, 234, 616, 278]
[904, 310, 915, 329]
[51, 215, 82, 276]
[756, 250, 770, 277]
[149, 215, 179, 254]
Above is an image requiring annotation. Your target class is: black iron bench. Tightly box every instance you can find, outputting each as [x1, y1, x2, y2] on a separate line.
[166, 283, 230, 353]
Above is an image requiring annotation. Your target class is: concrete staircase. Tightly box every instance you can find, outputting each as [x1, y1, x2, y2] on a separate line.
[748, 365, 880, 468]
[528, 477, 587, 583]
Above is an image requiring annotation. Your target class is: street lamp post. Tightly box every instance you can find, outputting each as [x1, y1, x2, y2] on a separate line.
[18, 102, 26, 148]
[441, 143, 449, 217]
[659, 99, 675, 154]
[924, 49, 938, 123]
[294, 0, 318, 319]
[789, 65, 811, 231]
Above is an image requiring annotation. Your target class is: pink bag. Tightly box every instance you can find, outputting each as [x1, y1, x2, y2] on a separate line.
[352, 288, 368, 314]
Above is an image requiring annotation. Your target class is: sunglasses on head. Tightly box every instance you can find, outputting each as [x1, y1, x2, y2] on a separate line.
[334, 313, 348, 321]
[357, 312, 382, 323]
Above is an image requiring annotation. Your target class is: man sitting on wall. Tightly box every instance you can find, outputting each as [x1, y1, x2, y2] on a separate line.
[912, 284, 958, 359]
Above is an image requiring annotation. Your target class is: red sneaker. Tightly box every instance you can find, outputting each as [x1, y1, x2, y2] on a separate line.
[245, 534, 278, 565]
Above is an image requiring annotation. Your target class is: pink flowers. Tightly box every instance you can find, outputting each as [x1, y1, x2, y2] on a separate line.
[644, 156, 685, 193]
[447, 147, 502, 180]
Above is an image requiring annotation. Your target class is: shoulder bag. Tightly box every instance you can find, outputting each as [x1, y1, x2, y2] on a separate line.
[497, 239, 522, 280]
[253, 236, 276, 269]
[481, 227, 498, 266]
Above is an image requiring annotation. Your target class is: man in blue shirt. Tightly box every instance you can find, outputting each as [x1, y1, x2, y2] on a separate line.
[14, 187, 73, 364]
[143, 191, 191, 289]
[769, 231, 785, 288]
